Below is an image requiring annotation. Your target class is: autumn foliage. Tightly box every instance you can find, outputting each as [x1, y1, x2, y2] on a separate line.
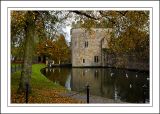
[36, 34, 71, 64]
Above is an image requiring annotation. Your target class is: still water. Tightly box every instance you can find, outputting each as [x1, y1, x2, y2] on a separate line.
[41, 67, 149, 103]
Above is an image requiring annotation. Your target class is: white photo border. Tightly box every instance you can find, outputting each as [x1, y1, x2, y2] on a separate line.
[1, 1, 159, 113]
[7, 7, 153, 107]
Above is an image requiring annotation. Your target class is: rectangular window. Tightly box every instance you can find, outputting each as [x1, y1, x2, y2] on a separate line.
[75, 41, 77, 46]
[94, 56, 96, 62]
[82, 70, 85, 76]
[85, 41, 88, 48]
[94, 70, 98, 78]
[94, 56, 98, 63]
[83, 59, 85, 63]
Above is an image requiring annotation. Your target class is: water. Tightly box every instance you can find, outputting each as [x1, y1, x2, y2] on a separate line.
[41, 67, 149, 103]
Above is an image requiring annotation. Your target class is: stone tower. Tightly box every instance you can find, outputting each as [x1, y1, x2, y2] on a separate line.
[71, 28, 112, 67]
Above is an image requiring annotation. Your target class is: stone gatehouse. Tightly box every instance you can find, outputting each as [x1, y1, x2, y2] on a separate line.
[71, 28, 112, 67]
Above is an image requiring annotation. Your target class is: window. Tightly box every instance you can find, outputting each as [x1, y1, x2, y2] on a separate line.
[84, 41, 88, 48]
[83, 59, 85, 63]
[82, 70, 85, 76]
[75, 41, 77, 46]
[94, 56, 98, 63]
[94, 70, 98, 78]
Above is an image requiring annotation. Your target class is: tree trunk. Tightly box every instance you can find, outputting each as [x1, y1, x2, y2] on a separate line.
[18, 12, 35, 93]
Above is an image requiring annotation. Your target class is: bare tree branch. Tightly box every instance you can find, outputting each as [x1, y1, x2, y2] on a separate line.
[70, 11, 98, 20]
[117, 11, 128, 16]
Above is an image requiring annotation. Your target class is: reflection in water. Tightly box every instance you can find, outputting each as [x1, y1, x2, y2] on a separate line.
[41, 68, 149, 103]
[114, 84, 120, 101]
[65, 74, 71, 90]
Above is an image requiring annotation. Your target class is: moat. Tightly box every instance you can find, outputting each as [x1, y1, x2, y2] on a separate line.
[41, 67, 149, 103]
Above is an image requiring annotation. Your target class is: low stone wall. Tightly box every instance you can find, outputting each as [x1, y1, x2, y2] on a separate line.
[105, 53, 149, 71]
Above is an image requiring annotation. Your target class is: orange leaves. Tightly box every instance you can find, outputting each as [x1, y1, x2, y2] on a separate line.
[35, 35, 71, 63]
[11, 88, 81, 103]
[36, 39, 54, 56]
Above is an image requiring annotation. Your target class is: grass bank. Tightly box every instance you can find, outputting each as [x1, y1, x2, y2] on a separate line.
[11, 64, 81, 103]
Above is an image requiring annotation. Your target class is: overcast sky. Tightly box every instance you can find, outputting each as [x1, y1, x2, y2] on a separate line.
[62, 26, 71, 42]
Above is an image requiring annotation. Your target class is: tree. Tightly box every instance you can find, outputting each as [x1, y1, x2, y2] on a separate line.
[54, 34, 71, 64]
[11, 10, 149, 93]
[11, 11, 59, 93]
[71, 10, 149, 60]
[36, 34, 71, 64]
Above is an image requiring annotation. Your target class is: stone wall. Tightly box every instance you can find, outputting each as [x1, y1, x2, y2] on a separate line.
[71, 28, 149, 71]
[104, 53, 149, 71]
[71, 28, 112, 67]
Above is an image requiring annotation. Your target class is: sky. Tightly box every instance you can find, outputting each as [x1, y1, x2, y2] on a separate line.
[62, 26, 71, 43]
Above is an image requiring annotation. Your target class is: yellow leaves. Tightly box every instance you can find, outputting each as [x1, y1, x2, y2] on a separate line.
[11, 11, 27, 26]
[125, 11, 149, 28]
[81, 19, 97, 29]
[109, 25, 149, 56]
[11, 11, 43, 39]
[33, 15, 36, 20]
[107, 11, 119, 18]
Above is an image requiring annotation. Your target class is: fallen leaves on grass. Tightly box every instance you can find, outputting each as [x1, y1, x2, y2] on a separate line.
[11, 88, 83, 103]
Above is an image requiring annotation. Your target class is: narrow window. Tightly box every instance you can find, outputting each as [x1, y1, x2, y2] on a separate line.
[94, 56, 98, 63]
[75, 41, 77, 46]
[94, 56, 96, 62]
[82, 70, 85, 76]
[85, 41, 88, 48]
[94, 70, 98, 78]
[83, 59, 85, 63]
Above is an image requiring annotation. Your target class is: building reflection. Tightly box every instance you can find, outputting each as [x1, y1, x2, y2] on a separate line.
[70, 68, 149, 103]
[41, 67, 149, 103]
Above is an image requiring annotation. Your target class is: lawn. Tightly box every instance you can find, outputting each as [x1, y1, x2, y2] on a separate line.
[11, 64, 81, 103]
